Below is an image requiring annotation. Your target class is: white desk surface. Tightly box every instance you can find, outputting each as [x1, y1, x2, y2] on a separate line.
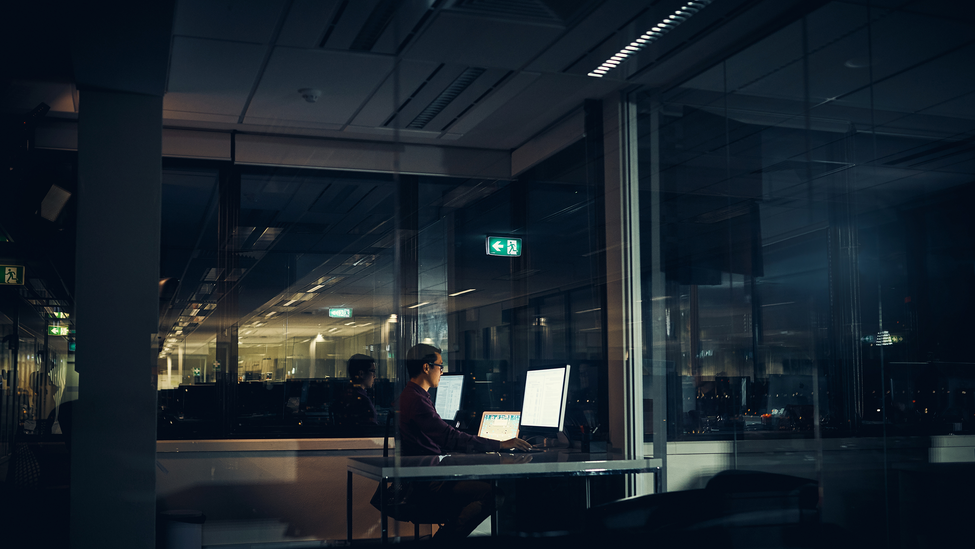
[348, 452, 662, 482]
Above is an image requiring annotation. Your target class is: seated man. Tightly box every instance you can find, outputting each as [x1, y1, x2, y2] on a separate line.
[332, 354, 379, 435]
[399, 344, 531, 539]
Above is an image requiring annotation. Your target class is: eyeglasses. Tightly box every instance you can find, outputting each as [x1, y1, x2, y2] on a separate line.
[428, 363, 444, 372]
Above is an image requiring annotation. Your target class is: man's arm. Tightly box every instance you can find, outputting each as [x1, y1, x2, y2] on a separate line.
[414, 403, 501, 453]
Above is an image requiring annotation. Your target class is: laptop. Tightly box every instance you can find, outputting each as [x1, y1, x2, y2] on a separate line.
[477, 411, 522, 441]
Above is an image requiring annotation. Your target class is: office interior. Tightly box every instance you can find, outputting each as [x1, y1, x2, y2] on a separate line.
[2, 0, 975, 547]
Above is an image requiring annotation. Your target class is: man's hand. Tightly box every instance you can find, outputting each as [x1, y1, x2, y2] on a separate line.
[500, 438, 533, 452]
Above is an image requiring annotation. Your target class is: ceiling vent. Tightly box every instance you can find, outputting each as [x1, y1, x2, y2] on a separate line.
[318, 0, 350, 48]
[405, 67, 486, 130]
[349, 0, 400, 51]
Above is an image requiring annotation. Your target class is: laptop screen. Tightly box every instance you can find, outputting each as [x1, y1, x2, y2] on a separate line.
[477, 411, 521, 441]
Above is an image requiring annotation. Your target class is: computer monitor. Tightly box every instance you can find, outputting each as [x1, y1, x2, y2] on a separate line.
[434, 374, 465, 423]
[520, 365, 571, 433]
[477, 411, 521, 441]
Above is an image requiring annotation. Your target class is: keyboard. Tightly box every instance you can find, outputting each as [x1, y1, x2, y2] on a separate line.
[506, 446, 544, 453]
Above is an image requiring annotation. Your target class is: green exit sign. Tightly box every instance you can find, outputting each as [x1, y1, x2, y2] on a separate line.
[1, 265, 25, 285]
[329, 308, 352, 318]
[485, 236, 522, 257]
[48, 326, 69, 336]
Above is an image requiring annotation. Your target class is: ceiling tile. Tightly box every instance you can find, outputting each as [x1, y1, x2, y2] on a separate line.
[349, 59, 443, 127]
[525, 0, 649, 73]
[277, 0, 343, 48]
[404, 11, 563, 69]
[165, 37, 266, 117]
[244, 47, 394, 126]
[174, 0, 287, 43]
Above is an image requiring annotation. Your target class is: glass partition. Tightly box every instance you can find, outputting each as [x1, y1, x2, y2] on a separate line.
[636, 0, 975, 543]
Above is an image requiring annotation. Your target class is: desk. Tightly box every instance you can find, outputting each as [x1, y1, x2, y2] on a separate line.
[347, 452, 662, 543]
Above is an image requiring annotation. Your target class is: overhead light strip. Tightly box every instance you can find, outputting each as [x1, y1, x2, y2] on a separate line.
[587, 0, 712, 78]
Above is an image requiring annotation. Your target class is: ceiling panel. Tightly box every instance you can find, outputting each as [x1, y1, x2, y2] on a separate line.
[244, 47, 394, 126]
[277, 0, 343, 48]
[404, 11, 563, 69]
[525, 0, 649, 73]
[871, 44, 975, 116]
[867, 10, 975, 82]
[456, 73, 617, 149]
[320, 0, 383, 50]
[348, 59, 443, 127]
[174, 0, 287, 44]
[165, 37, 266, 116]
[384, 65, 473, 129]
[423, 68, 511, 132]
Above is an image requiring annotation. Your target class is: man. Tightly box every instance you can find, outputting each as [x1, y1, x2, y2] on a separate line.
[398, 343, 531, 539]
[333, 354, 379, 434]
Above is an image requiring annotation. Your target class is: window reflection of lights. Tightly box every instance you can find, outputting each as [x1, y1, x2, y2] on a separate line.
[327, 328, 339, 333]
[587, 0, 712, 78]
[345, 322, 355, 326]
[449, 289, 476, 296]
[307, 284, 325, 292]
[407, 302, 429, 309]
[265, 311, 277, 318]
[389, 314, 398, 323]
[314, 333, 325, 342]
[575, 308, 601, 314]
[357, 323, 372, 328]
[282, 300, 297, 306]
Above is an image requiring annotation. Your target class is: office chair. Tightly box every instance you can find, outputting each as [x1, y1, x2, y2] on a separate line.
[379, 412, 445, 540]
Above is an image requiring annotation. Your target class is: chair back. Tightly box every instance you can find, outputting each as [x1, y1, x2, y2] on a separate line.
[383, 412, 393, 458]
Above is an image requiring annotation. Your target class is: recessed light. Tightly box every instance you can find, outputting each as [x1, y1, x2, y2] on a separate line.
[588, 0, 712, 78]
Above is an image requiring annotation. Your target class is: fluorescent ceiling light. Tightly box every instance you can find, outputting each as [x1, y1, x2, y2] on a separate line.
[587, 0, 711, 78]
[282, 300, 297, 306]
[407, 302, 429, 309]
[307, 284, 325, 292]
[449, 289, 477, 297]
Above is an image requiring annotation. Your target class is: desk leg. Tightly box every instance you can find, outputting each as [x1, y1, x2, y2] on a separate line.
[346, 471, 353, 543]
[585, 477, 591, 509]
[654, 467, 663, 494]
[380, 480, 388, 544]
[491, 480, 498, 536]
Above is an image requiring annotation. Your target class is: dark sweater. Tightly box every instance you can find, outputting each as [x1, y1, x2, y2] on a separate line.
[399, 381, 500, 456]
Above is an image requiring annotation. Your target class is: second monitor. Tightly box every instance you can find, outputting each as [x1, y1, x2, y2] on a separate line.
[520, 365, 571, 435]
[434, 374, 465, 424]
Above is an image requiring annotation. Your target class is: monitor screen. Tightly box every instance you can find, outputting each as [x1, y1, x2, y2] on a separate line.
[434, 374, 465, 422]
[477, 411, 521, 441]
[520, 365, 570, 431]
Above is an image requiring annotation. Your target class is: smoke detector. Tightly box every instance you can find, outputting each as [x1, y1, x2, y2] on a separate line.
[298, 88, 321, 103]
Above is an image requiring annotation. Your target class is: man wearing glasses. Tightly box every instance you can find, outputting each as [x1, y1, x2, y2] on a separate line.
[397, 343, 530, 539]
[333, 354, 379, 434]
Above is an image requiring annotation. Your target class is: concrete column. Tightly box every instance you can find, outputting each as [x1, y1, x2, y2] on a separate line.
[71, 90, 162, 548]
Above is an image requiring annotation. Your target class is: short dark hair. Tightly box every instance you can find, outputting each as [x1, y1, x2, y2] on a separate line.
[348, 354, 376, 380]
[406, 344, 441, 379]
